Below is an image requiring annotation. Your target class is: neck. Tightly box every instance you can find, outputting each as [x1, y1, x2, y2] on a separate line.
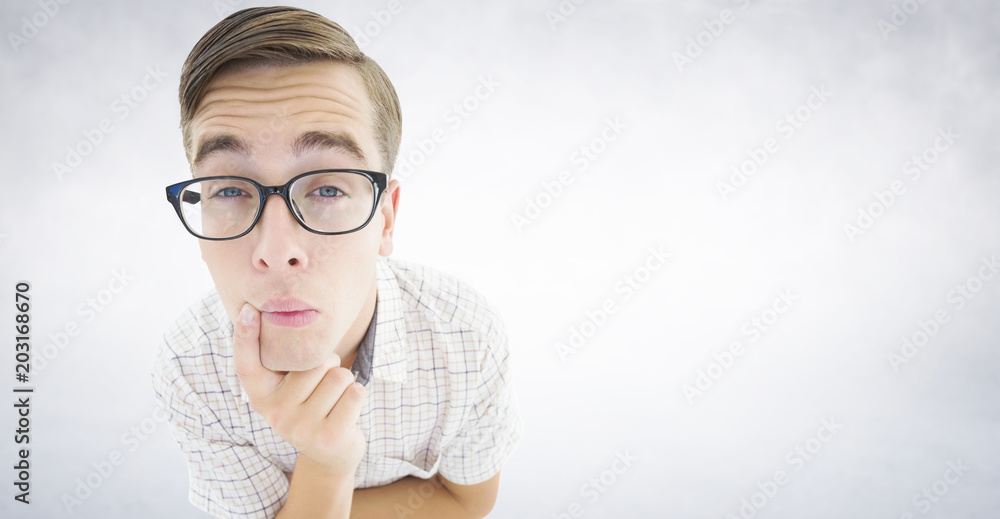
[336, 275, 377, 370]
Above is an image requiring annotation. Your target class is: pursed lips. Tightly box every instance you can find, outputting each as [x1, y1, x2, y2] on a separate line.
[260, 298, 319, 328]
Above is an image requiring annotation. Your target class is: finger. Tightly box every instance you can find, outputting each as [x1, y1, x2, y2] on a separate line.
[279, 353, 343, 404]
[232, 303, 282, 400]
[301, 366, 356, 417]
[324, 377, 367, 427]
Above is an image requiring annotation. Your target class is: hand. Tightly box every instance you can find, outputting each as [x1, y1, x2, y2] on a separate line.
[233, 303, 367, 478]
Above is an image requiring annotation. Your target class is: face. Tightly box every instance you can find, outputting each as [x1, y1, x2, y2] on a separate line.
[189, 61, 400, 372]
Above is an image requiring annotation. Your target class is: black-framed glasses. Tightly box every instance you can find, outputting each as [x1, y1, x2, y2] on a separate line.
[165, 169, 388, 240]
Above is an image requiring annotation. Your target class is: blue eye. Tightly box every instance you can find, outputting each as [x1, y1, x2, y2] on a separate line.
[214, 186, 247, 198]
[314, 186, 344, 197]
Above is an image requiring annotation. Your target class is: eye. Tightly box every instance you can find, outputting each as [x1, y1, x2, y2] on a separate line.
[212, 186, 249, 198]
[311, 186, 344, 198]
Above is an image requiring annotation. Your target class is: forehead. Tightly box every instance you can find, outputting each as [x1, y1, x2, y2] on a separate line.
[190, 61, 378, 169]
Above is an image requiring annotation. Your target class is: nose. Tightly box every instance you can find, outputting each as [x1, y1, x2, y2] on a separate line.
[251, 194, 308, 270]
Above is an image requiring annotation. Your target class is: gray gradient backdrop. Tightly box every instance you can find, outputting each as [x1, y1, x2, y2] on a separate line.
[1, 0, 998, 518]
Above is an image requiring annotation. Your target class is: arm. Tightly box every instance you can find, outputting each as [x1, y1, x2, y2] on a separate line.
[349, 472, 500, 519]
[233, 304, 367, 519]
[276, 458, 354, 519]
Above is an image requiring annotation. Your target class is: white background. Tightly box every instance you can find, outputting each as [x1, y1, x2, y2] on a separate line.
[1, 0, 998, 518]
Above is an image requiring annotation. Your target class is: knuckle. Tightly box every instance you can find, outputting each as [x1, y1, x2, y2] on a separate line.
[325, 367, 354, 386]
[343, 381, 366, 401]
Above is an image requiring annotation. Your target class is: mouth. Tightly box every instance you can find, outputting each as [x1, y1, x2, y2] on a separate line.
[260, 298, 319, 328]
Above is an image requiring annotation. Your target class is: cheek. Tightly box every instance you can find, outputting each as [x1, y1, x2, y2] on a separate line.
[312, 223, 381, 265]
[199, 242, 248, 297]
[200, 242, 242, 274]
[311, 234, 378, 289]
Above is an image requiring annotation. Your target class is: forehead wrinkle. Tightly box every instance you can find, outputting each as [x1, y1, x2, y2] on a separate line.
[193, 111, 369, 142]
[195, 101, 365, 120]
[198, 84, 367, 114]
[192, 98, 367, 129]
[203, 81, 366, 105]
[196, 62, 371, 119]
[198, 91, 365, 110]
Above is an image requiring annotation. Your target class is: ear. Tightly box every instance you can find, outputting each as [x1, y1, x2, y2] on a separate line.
[378, 179, 401, 257]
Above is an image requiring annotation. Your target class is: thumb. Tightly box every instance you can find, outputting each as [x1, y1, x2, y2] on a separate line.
[232, 303, 279, 397]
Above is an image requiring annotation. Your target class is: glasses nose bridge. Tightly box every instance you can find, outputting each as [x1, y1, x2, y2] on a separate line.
[260, 183, 289, 198]
[258, 183, 302, 222]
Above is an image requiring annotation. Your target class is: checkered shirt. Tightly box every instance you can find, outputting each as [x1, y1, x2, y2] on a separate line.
[151, 256, 523, 518]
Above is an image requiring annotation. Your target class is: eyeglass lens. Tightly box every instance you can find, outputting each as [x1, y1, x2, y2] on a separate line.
[177, 172, 375, 238]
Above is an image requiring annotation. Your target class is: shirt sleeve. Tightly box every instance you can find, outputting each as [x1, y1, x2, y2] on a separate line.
[437, 316, 524, 485]
[152, 348, 290, 519]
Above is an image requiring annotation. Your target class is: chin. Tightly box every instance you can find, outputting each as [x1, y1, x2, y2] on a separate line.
[258, 323, 329, 372]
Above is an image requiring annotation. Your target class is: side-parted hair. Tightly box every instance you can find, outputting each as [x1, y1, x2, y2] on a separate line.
[178, 6, 402, 175]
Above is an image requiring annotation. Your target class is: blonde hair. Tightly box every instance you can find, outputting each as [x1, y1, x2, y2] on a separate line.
[178, 6, 402, 174]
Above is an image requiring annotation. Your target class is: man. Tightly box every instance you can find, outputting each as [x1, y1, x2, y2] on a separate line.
[152, 7, 522, 518]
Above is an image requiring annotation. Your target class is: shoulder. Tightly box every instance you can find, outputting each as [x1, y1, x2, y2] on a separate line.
[385, 257, 507, 347]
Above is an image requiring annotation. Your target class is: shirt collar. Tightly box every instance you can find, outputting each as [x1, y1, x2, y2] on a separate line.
[369, 256, 409, 384]
[349, 305, 376, 386]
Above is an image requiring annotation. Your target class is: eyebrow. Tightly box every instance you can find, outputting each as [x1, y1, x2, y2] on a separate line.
[193, 130, 368, 167]
[291, 130, 367, 165]
[193, 134, 251, 166]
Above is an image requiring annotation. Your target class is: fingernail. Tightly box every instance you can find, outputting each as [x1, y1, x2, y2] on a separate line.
[241, 304, 254, 325]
